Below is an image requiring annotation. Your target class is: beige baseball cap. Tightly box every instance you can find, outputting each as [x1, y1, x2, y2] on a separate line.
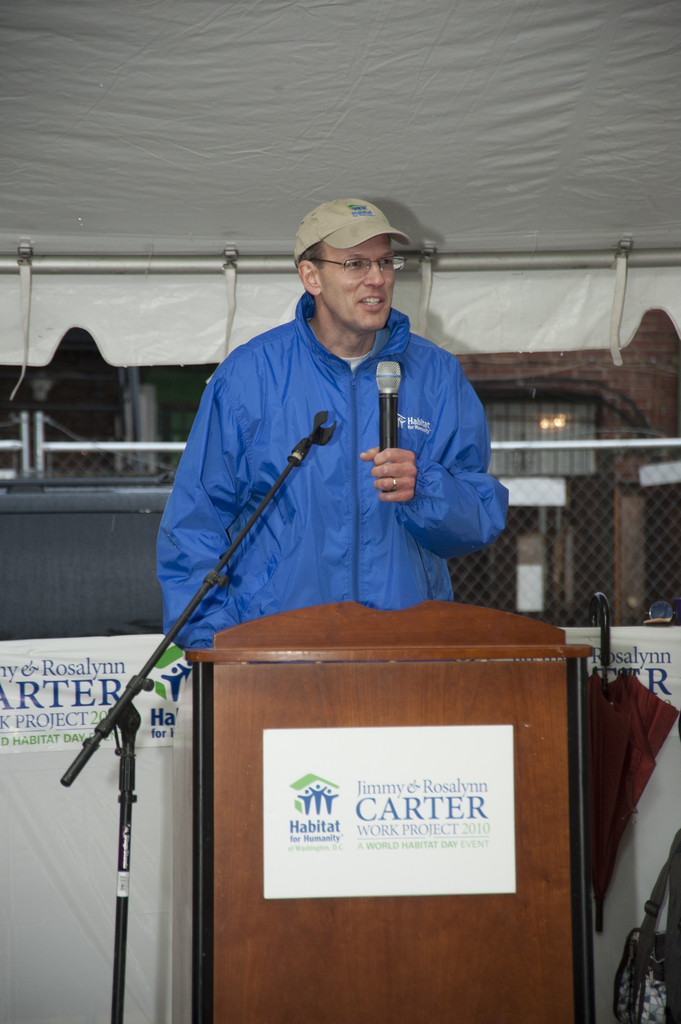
[294, 198, 411, 261]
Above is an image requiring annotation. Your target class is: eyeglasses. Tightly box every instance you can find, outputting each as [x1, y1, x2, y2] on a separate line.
[313, 256, 405, 275]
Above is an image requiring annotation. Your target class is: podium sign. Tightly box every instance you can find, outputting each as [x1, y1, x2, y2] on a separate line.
[263, 724, 515, 899]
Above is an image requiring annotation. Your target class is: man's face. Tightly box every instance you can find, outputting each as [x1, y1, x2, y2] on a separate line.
[300, 234, 395, 339]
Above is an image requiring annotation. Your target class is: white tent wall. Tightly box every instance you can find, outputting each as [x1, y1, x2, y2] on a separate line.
[1, 265, 681, 366]
[0, 747, 172, 1024]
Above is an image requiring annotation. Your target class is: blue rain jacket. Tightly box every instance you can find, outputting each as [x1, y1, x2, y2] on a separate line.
[157, 293, 508, 648]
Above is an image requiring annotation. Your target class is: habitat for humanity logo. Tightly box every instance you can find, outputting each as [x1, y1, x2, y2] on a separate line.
[397, 414, 431, 435]
[152, 645, 190, 702]
[291, 773, 339, 814]
[148, 644, 192, 740]
[347, 203, 374, 217]
[288, 774, 343, 847]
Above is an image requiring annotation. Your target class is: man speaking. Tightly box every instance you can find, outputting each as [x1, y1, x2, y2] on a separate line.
[157, 199, 508, 648]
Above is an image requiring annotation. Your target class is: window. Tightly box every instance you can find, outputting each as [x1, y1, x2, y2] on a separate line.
[485, 400, 597, 476]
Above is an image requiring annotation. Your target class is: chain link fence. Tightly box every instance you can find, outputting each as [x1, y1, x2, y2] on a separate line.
[36, 413, 182, 478]
[41, 446, 178, 478]
[450, 442, 681, 627]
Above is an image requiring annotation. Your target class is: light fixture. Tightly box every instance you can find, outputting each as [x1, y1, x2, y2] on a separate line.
[539, 413, 567, 430]
[30, 372, 54, 403]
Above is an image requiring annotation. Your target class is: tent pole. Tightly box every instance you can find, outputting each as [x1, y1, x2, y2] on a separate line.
[1, 249, 680, 275]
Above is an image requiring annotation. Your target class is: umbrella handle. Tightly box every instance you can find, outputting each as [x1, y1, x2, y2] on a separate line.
[589, 592, 611, 695]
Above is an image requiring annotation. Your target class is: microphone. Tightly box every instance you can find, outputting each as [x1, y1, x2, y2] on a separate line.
[376, 361, 401, 451]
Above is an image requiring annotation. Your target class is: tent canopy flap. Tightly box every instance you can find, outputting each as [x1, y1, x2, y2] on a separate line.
[0, 265, 679, 366]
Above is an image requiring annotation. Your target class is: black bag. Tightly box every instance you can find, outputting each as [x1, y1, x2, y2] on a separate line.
[614, 828, 681, 1024]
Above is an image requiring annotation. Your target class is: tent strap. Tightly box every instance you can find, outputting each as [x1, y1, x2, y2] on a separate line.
[10, 244, 33, 401]
[608, 243, 631, 366]
[417, 250, 435, 336]
[223, 249, 237, 356]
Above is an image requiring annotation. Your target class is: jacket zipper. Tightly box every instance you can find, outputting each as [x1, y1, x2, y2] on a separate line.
[350, 373, 359, 601]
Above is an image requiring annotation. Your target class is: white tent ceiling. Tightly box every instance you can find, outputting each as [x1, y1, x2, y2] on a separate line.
[1, 0, 680, 364]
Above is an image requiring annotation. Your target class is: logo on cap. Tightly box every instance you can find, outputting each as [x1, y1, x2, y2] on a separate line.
[347, 204, 374, 217]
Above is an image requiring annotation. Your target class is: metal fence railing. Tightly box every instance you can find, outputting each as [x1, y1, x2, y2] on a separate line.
[1, 411, 185, 479]
[5, 414, 681, 630]
[0, 411, 30, 478]
[35, 411, 185, 477]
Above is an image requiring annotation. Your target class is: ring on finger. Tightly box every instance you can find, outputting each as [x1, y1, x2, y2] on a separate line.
[391, 478, 397, 492]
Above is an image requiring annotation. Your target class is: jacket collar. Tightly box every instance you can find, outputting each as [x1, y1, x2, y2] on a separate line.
[295, 292, 411, 368]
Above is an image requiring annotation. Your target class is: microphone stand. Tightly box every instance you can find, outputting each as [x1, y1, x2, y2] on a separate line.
[59, 410, 336, 1024]
[111, 703, 140, 1024]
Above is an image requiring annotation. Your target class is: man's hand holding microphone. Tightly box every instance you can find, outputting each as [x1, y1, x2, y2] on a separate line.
[360, 361, 417, 503]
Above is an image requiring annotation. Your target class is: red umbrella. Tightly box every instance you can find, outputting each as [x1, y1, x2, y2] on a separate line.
[589, 669, 678, 931]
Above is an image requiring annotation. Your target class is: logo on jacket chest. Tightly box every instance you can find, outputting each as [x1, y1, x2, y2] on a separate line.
[398, 414, 431, 435]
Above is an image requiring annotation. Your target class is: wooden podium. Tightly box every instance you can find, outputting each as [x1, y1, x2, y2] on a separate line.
[173, 601, 593, 1023]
